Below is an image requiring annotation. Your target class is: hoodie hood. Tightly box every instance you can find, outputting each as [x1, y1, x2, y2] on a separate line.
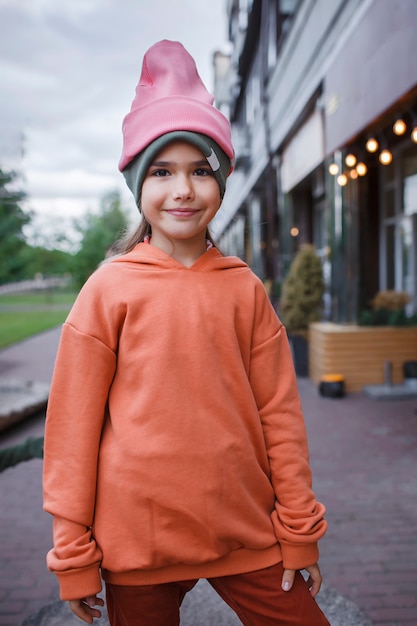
[109, 242, 248, 273]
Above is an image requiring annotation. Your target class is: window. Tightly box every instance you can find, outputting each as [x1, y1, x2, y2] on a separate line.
[403, 146, 417, 215]
[381, 143, 417, 309]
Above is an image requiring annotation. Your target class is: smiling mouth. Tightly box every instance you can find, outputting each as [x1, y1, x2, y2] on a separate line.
[166, 209, 200, 217]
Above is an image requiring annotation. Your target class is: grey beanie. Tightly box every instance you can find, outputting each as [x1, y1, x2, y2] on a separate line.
[122, 131, 231, 205]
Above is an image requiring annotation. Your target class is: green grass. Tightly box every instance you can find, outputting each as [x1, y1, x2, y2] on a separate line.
[0, 290, 78, 350]
[0, 291, 76, 306]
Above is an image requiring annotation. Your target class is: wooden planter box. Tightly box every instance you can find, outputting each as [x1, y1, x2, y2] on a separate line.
[309, 322, 417, 392]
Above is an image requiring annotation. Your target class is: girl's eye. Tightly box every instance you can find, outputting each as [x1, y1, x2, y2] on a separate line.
[151, 169, 170, 177]
[194, 168, 212, 177]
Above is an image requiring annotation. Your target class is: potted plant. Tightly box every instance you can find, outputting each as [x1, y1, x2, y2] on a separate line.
[309, 290, 417, 392]
[359, 290, 416, 326]
[279, 244, 325, 376]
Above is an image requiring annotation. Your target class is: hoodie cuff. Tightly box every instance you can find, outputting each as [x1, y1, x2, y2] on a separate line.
[56, 565, 102, 601]
[279, 541, 320, 571]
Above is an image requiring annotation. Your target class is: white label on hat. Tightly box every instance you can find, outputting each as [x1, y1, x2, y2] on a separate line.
[206, 149, 220, 172]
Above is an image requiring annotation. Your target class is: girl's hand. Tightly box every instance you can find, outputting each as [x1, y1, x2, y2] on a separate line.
[69, 595, 104, 623]
[281, 563, 323, 598]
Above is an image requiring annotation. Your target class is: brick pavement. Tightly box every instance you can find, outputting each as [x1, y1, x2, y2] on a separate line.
[1, 327, 417, 625]
[298, 378, 417, 626]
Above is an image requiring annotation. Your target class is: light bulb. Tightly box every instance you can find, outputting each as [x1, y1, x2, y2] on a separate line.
[345, 153, 357, 167]
[350, 169, 359, 180]
[356, 162, 368, 176]
[366, 138, 379, 153]
[411, 126, 417, 143]
[379, 149, 392, 165]
[337, 174, 348, 186]
[328, 162, 339, 175]
[290, 227, 299, 237]
[393, 119, 406, 135]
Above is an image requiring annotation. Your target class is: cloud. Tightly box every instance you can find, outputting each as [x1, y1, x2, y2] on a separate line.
[0, 0, 228, 239]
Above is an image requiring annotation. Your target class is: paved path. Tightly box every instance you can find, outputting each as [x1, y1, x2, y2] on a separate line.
[0, 329, 61, 625]
[0, 327, 417, 625]
[300, 378, 417, 625]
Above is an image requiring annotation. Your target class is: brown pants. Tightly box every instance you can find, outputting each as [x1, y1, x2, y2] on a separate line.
[105, 563, 330, 626]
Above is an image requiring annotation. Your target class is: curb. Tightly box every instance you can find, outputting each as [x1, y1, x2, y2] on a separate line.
[0, 378, 49, 432]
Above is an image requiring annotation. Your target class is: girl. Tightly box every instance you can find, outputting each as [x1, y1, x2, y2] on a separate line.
[43, 40, 330, 626]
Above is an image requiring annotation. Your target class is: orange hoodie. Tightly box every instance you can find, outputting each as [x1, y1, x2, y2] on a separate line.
[43, 243, 326, 601]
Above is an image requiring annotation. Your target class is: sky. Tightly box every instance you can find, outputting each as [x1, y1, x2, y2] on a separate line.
[0, 0, 229, 248]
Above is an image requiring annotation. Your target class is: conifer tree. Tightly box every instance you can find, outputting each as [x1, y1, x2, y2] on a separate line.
[0, 167, 29, 283]
[280, 244, 325, 334]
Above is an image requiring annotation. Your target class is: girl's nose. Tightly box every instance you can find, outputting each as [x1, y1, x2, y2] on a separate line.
[172, 174, 194, 200]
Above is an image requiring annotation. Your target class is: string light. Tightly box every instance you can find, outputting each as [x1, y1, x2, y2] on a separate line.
[379, 149, 393, 165]
[356, 162, 368, 176]
[332, 110, 417, 183]
[345, 153, 357, 167]
[335, 110, 417, 180]
[393, 118, 406, 135]
[290, 227, 299, 237]
[366, 137, 379, 153]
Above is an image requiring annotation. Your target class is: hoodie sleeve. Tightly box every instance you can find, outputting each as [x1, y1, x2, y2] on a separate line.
[248, 283, 327, 570]
[43, 272, 119, 600]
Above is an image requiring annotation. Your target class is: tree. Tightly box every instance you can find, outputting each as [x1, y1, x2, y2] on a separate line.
[72, 190, 130, 287]
[0, 167, 31, 283]
[17, 243, 75, 278]
[279, 244, 325, 377]
[279, 244, 325, 335]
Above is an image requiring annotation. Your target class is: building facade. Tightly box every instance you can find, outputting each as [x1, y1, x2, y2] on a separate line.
[212, 0, 417, 321]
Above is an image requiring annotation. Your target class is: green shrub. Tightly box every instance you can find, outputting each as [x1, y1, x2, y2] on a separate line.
[359, 290, 417, 326]
[279, 244, 325, 334]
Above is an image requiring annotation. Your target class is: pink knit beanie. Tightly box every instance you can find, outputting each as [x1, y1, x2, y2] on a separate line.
[119, 40, 234, 202]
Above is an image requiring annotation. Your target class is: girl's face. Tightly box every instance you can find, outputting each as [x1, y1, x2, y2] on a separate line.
[141, 140, 221, 250]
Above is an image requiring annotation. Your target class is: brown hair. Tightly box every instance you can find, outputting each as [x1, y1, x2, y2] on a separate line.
[114, 218, 151, 255]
